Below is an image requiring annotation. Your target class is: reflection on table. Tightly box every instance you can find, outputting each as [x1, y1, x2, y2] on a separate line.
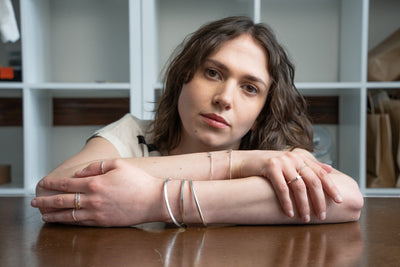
[32, 222, 363, 266]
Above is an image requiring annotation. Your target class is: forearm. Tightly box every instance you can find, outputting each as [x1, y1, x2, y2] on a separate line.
[119, 149, 281, 181]
[161, 172, 363, 225]
[125, 151, 232, 181]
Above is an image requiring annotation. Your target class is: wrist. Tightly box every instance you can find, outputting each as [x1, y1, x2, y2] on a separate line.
[233, 150, 261, 178]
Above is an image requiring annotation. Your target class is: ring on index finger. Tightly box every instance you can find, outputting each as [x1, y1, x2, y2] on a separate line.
[287, 175, 302, 185]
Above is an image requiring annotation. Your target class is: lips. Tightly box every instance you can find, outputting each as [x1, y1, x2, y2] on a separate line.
[201, 113, 230, 129]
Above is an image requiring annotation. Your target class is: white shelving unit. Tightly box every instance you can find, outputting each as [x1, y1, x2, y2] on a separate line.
[0, 0, 399, 196]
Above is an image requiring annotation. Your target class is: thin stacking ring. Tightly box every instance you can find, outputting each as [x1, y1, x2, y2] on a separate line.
[287, 175, 302, 185]
[74, 192, 81, 209]
[72, 209, 78, 222]
[100, 160, 105, 174]
[298, 164, 308, 175]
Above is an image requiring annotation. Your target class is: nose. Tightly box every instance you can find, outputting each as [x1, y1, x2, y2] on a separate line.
[212, 80, 235, 110]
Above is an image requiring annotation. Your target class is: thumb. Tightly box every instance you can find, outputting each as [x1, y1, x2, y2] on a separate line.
[75, 160, 106, 177]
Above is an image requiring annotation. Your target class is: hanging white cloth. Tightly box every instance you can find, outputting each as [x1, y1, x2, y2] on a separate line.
[0, 0, 20, 43]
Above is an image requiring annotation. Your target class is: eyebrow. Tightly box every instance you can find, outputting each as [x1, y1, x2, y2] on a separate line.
[204, 59, 269, 90]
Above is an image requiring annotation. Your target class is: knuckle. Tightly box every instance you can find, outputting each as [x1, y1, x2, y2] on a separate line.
[88, 197, 103, 210]
[294, 183, 307, 194]
[276, 183, 289, 194]
[112, 158, 125, 169]
[266, 157, 281, 169]
[57, 180, 69, 191]
[54, 196, 64, 207]
[310, 178, 322, 189]
[87, 179, 101, 193]
[92, 211, 107, 226]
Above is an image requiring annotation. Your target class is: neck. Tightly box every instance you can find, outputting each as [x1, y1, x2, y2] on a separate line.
[168, 136, 239, 155]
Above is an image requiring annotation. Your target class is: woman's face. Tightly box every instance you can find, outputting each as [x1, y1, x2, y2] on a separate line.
[175, 34, 271, 153]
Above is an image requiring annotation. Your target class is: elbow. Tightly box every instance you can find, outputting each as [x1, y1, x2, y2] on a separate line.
[342, 179, 364, 222]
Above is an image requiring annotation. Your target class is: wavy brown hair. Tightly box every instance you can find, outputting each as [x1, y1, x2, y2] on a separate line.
[150, 16, 313, 152]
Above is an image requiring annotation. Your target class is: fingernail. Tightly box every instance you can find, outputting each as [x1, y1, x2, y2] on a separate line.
[303, 214, 310, 223]
[319, 212, 326, 220]
[75, 169, 84, 176]
[288, 210, 294, 218]
[42, 215, 48, 222]
[335, 195, 343, 203]
[31, 199, 37, 206]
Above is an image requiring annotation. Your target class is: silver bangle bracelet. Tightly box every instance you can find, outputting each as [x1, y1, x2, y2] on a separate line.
[208, 152, 213, 180]
[189, 180, 207, 227]
[180, 179, 187, 227]
[229, 149, 232, 180]
[164, 178, 184, 228]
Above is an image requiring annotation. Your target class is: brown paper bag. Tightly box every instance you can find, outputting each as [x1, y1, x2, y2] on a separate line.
[0, 165, 11, 185]
[366, 94, 396, 187]
[383, 99, 400, 187]
[368, 28, 400, 81]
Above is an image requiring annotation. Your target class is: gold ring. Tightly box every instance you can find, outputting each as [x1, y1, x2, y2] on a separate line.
[74, 192, 81, 209]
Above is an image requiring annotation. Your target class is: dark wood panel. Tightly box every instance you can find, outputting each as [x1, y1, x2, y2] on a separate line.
[53, 98, 130, 126]
[0, 98, 22, 126]
[0, 96, 338, 126]
[305, 96, 339, 124]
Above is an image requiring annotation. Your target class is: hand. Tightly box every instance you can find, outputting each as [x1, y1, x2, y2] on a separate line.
[238, 148, 343, 222]
[31, 159, 163, 227]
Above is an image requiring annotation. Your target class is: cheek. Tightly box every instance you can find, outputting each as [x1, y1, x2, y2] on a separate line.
[237, 102, 265, 131]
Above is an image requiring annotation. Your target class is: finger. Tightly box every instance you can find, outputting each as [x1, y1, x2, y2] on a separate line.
[305, 162, 343, 203]
[43, 209, 102, 227]
[267, 168, 295, 218]
[38, 177, 91, 193]
[300, 167, 326, 220]
[287, 175, 310, 223]
[42, 209, 90, 225]
[32, 193, 83, 210]
[75, 160, 107, 177]
[320, 163, 333, 173]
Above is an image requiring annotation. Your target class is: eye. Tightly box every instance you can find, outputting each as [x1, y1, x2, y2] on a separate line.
[205, 68, 221, 80]
[242, 84, 258, 95]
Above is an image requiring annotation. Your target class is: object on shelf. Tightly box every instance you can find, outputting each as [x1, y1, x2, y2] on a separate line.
[0, 164, 11, 185]
[0, 50, 22, 82]
[0, 66, 14, 79]
[366, 91, 398, 188]
[312, 125, 334, 166]
[368, 28, 400, 81]
[0, 0, 20, 43]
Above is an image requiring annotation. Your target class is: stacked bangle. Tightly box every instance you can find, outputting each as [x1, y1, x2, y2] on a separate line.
[189, 180, 207, 227]
[180, 180, 187, 227]
[164, 178, 208, 227]
[164, 178, 185, 228]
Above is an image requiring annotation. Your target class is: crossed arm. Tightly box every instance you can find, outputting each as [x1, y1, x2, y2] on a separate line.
[31, 137, 364, 227]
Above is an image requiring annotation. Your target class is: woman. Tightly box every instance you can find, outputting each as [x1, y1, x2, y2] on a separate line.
[31, 16, 363, 227]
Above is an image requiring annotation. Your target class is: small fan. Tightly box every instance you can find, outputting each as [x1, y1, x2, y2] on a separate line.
[312, 125, 333, 164]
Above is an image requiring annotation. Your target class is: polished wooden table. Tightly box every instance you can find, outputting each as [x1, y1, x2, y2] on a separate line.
[0, 197, 399, 266]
